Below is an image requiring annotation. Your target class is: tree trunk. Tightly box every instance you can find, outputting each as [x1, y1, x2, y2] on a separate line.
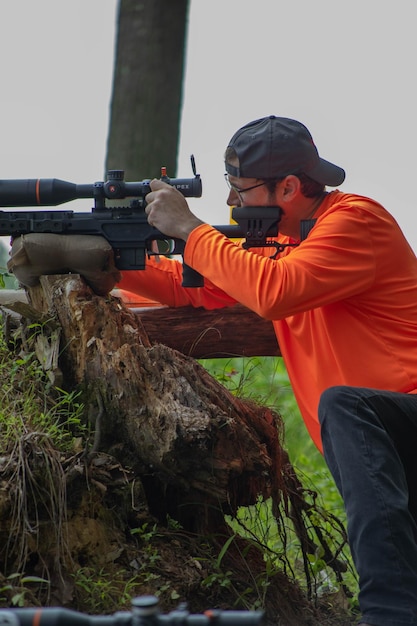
[106, 0, 190, 180]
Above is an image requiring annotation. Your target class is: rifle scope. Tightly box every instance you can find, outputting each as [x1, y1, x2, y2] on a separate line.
[0, 595, 265, 626]
[0, 169, 202, 208]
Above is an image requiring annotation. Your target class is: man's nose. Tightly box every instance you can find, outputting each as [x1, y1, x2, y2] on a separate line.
[227, 189, 240, 206]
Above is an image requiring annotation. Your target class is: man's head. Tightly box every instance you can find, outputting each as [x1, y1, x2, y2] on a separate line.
[225, 115, 345, 187]
[224, 116, 345, 239]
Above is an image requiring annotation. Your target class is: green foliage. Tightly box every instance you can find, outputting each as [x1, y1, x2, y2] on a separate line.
[200, 356, 358, 602]
[131, 522, 159, 542]
[127, 523, 180, 603]
[0, 240, 18, 289]
[72, 567, 146, 613]
[0, 327, 87, 455]
[194, 534, 268, 609]
[0, 573, 49, 607]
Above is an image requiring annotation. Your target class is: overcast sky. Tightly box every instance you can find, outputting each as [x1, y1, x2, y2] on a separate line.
[1, 1, 416, 252]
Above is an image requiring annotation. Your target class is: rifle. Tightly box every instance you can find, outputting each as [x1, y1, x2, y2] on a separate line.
[0, 158, 282, 287]
[0, 595, 265, 626]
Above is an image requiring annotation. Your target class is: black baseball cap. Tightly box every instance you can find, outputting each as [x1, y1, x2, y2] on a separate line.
[225, 115, 345, 187]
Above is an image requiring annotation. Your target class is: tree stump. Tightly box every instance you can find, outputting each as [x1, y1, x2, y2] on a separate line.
[25, 275, 285, 533]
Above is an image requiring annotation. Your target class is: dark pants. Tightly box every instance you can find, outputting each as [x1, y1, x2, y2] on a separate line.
[318, 386, 417, 626]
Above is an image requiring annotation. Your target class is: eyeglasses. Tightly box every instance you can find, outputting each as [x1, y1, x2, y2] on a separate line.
[224, 173, 268, 195]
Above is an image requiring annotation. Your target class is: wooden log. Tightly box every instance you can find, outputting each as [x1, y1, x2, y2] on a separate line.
[0, 288, 280, 358]
[134, 303, 279, 358]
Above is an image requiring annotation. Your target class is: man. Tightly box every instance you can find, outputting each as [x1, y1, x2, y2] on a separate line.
[9, 116, 417, 625]
[118, 116, 417, 626]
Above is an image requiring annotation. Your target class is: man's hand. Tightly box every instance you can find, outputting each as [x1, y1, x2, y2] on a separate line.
[145, 179, 204, 240]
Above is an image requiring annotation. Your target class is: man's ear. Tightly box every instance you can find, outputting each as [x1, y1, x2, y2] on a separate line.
[280, 175, 301, 200]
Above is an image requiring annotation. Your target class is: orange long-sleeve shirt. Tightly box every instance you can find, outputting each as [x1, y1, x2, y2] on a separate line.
[119, 191, 417, 451]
